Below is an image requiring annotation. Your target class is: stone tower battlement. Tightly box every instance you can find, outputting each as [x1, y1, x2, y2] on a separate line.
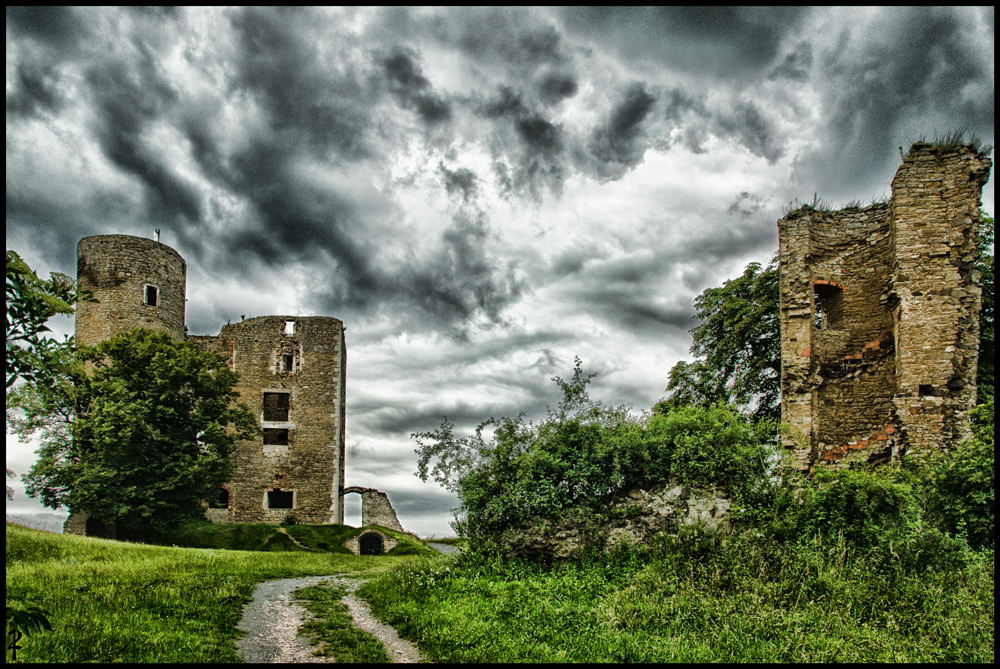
[76, 235, 187, 347]
[779, 143, 991, 472]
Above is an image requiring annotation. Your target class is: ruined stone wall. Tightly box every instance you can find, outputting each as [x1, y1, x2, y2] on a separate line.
[75, 235, 187, 347]
[496, 482, 731, 560]
[779, 144, 990, 471]
[198, 316, 347, 526]
[889, 146, 989, 458]
[342, 486, 410, 535]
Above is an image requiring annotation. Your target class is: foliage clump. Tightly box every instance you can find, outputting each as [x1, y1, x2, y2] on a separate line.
[15, 328, 259, 534]
[415, 358, 776, 541]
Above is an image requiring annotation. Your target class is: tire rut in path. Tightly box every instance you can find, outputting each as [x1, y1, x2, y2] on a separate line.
[237, 575, 422, 663]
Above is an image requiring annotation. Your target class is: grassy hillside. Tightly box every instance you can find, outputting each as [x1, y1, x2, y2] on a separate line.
[4, 521, 420, 663]
[359, 534, 994, 663]
[153, 520, 438, 556]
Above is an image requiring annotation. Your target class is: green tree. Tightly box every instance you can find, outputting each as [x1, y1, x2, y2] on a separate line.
[658, 255, 780, 421]
[18, 328, 260, 534]
[6, 250, 94, 500]
[5, 250, 89, 390]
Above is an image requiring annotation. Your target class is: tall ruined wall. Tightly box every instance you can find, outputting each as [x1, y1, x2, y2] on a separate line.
[196, 316, 347, 526]
[779, 143, 990, 471]
[888, 145, 990, 458]
[76, 235, 186, 347]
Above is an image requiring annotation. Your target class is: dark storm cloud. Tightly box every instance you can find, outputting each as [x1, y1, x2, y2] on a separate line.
[6, 6, 87, 50]
[475, 86, 568, 198]
[769, 41, 813, 82]
[713, 100, 785, 164]
[401, 212, 526, 335]
[86, 56, 203, 224]
[727, 191, 764, 219]
[794, 7, 994, 200]
[589, 83, 657, 171]
[227, 7, 378, 162]
[435, 8, 569, 69]
[6, 54, 63, 117]
[536, 71, 578, 105]
[438, 163, 479, 203]
[560, 7, 811, 76]
[381, 47, 452, 125]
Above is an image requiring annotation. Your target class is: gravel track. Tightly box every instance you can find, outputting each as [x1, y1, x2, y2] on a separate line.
[236, 575, 423, 663]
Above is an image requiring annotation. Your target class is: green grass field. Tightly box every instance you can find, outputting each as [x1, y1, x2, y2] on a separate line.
[9, 520, 993, 663]
[359, 535, 995, 663]
[5, 522, 419, 663]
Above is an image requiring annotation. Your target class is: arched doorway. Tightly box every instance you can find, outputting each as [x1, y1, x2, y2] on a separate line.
[359, 532, 383, 556]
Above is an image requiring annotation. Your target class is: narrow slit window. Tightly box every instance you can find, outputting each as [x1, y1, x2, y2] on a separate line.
[263, 392, 290, 422]
[263, 428, 289, 445]
[284, 320, 295, 336]
[144, 284, 158, 307]
[267, 489, 293, 509]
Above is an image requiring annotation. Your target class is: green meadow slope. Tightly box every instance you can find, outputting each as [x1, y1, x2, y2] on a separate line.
[4, 522, 422, 663]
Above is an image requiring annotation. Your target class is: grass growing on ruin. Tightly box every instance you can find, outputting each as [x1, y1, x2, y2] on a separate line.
[293, 580, 391, 663]
[4, 522, 415, 663]
[155, 519, 438, 556]
[359, 536, 994, 663]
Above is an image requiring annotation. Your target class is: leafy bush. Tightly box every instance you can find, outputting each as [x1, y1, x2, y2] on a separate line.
[798, 466, 923, 552]
[415, 359, 775, 540]
[921, 397, 994, 550]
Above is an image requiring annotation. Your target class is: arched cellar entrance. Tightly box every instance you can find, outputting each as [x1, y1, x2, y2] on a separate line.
[359, 532, 383, 556]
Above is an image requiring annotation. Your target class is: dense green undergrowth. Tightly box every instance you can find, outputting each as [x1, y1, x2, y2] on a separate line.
[360, 531, 994, 663]
[4, 522, 417, 663]
[374, 365, 994, 662]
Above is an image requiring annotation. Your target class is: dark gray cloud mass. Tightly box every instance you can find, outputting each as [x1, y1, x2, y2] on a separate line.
[6, 7, 993, 535]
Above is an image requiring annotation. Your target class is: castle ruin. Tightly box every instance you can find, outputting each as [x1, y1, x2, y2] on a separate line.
[779, 143, 991, 471]
[64, 234, 405, 538]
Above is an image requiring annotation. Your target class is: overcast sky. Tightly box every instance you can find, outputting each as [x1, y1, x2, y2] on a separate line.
[6, 7, 994, 536]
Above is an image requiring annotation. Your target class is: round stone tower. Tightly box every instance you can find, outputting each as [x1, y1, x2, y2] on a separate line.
[75, 234, 187, 347]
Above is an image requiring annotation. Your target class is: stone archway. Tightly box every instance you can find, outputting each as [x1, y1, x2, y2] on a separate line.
[359, 532, 383, 555]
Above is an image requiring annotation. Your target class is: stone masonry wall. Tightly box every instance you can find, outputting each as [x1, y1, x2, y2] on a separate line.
[342, 486, 412, 536]
[779, 143, 990, 471]
[193, 316, 347, 526]
[76, 235, 187, 347]
[497, 482, 731, 560]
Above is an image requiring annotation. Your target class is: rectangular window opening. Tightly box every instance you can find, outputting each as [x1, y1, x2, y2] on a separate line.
[144, 285, 158, 307]
[284, 320, 295, 336]
[267, 489, 294, 509]
[281, 354, 294, 373]
[919, 384, 934, 397]
[263, 428, 289, 445]
[263, 392, 290, 422]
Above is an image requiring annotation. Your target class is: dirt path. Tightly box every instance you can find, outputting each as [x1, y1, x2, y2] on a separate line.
[236, 575, 423, 663]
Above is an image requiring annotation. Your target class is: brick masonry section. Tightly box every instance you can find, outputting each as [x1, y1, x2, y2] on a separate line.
[779, 143, 990, 472]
